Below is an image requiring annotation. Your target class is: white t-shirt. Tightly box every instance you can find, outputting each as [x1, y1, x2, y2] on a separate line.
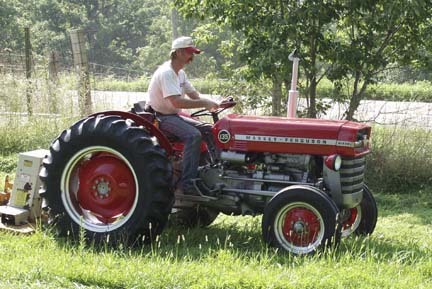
[147, 61, 196, 114]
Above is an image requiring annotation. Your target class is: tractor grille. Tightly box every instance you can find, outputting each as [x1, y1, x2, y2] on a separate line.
[340, 156, 365, 195]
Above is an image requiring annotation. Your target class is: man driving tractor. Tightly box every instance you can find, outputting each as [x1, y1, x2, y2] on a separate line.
[147, 36, 220, 196]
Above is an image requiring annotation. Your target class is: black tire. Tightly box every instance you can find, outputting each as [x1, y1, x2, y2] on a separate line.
[262, 185, 341, 255]
[169, 206, 219, 228]
[39, 115, 174, 245]
[341, 184, 378, 237]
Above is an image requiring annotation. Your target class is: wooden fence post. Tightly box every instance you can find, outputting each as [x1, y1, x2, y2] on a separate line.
[48, 51, 59, 83]
[47, 51, 60, 113]
[25, 27, 33, 117]
[70, 29, 92, 117]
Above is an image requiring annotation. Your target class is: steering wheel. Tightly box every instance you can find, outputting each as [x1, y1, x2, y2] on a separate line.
[190, 97, 236, 118]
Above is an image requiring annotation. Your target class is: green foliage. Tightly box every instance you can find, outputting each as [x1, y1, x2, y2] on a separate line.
[175, 0, 432, 118]
[3, 0, 432, 120]
[317, 79, 432, 103]
[367, 81, 432, 102]
[366, 126, 432, 192]
[0, 155, 17, 173]
[175, 0, 344, 116]
[0, 0, 23, 49]
[328, 0, 432, 119]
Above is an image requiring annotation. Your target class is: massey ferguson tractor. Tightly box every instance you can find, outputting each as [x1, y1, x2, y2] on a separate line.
[39, 53, 377, 255]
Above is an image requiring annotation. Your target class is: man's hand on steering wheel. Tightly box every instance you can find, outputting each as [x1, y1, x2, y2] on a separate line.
[190, 96, 236, 118]
[204, 98, 220, 112]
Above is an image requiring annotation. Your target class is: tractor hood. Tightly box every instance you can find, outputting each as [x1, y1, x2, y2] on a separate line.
[213, 114, 371, 157]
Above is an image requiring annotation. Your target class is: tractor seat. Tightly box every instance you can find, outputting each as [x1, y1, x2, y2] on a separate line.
[131, 101, 155, 123]
[131, 101, 180, 142]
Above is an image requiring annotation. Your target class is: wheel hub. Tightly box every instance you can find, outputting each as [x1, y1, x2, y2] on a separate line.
[293, 221, 305, 234]
[94, 178, 111, 198]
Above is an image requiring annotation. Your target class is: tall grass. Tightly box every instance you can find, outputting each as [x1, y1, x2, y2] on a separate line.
[366, 125, 432, 192]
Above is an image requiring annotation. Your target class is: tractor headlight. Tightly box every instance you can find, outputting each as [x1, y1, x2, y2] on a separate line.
[325, 154, 342, 171]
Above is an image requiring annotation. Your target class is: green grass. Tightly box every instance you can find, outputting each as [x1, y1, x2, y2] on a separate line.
[0, 189, 431, 288]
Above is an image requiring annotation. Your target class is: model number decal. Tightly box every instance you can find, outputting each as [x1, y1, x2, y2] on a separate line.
[235, 134, 355, 147]
[218, 130, 231, 143]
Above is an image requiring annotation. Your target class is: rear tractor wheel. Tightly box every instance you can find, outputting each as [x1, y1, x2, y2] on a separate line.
[40, 115, 173, 245]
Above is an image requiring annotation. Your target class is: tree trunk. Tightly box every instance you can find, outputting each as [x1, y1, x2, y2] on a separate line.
[308, 76, 317, 118]
[307, 29, 318, 118]
[345, 72, 369, 120]
[271, 76, 283, 116]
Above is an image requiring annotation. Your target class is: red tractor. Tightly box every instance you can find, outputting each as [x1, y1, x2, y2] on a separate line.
[40, 51, 376, 255]
[39, 96, 377, 255]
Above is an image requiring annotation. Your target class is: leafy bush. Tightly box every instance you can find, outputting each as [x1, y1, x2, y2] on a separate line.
[0, 155, 17, 173]
[366, 125, 432, 192]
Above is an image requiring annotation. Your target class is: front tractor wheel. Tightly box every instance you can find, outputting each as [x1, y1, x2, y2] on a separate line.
[262, 186, 341, 255]
[40, 115, 173, 244]
[341, 184, 378, 237]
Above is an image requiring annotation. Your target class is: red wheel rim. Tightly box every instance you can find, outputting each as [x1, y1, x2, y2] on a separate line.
[341, 206, 361, 237]
[282, 207, 321, 246]
[343, 207, 358, 230]
[75, 153, 136, 223]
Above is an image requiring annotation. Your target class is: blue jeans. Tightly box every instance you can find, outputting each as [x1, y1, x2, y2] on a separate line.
[158, 114, 216, 190]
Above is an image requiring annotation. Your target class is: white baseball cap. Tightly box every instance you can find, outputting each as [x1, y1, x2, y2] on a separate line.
[171, 36, 201, 54]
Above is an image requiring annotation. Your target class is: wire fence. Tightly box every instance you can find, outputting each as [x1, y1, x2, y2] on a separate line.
[1, 50, 432, 129]
[0, 49, 149, 121]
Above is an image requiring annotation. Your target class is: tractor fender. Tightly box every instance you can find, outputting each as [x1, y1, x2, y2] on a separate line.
[88, 111, 173, 155]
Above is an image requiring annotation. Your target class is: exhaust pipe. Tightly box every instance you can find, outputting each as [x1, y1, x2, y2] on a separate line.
[287, 49, 300, 118]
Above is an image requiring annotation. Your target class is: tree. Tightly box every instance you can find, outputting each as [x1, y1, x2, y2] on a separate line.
[175, 0, 343, 116]
[0, 0, 23, 50]
[18, 0, 174, 70]
[329, 0, 432, 120]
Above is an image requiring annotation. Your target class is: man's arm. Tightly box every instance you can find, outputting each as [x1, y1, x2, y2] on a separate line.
[167, 94, 219, 111]
[186, 90, 200, 100]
